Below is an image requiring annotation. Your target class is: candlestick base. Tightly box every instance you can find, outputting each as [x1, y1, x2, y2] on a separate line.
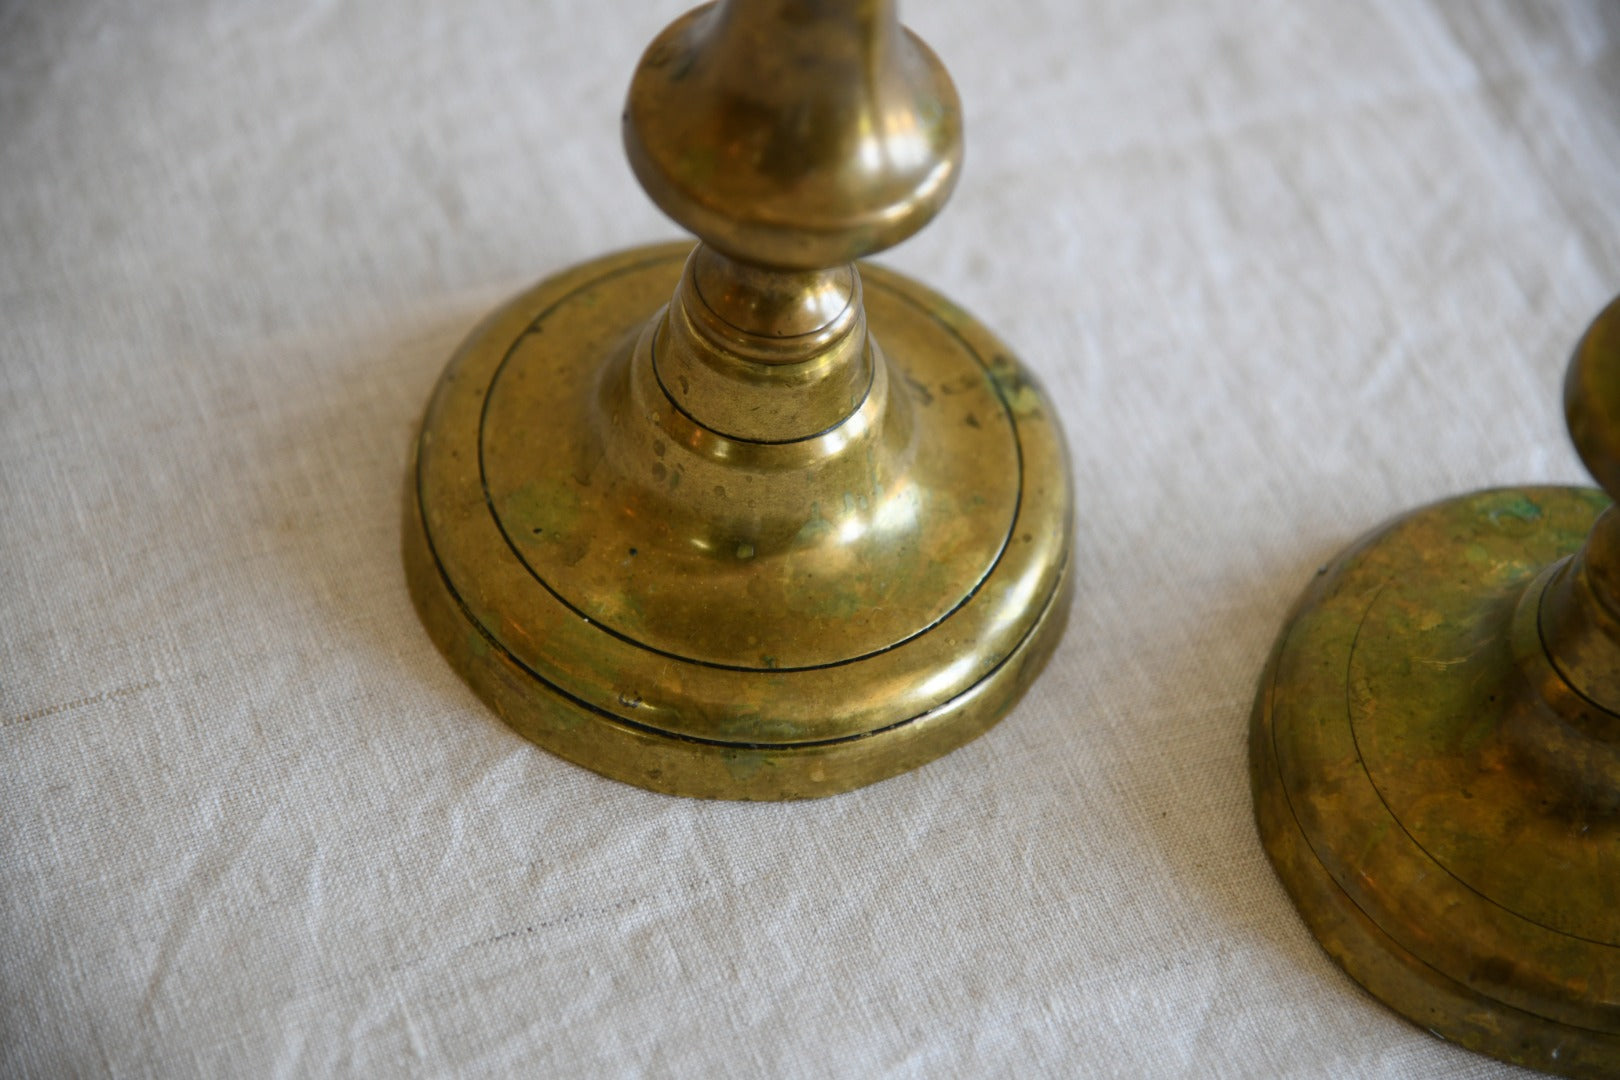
[405, 242, 1073, 799]
[1253, 485, 1620, 1078]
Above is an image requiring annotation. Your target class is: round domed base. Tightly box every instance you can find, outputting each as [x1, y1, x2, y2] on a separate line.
[1252, 486, 1620, 1077]
[405, 242, 1072, 799]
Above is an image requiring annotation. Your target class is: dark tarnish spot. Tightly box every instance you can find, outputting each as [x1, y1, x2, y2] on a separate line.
[1472, 956, 1517, 987]
[964, 413, 981, 429]
[643, 40, 675, 69]
[671, 44, 697, 81]
[905, 374, 934, 406]
[652, 462, 667, 481]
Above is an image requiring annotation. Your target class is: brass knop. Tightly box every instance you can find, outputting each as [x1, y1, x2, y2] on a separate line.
[1251, 295, 1620, 1077]
[404, 0, 1074, 799]
[1536, 299, 1620, 758]
[623, 0, 961, 270]
[1567, 298, 1620, 508]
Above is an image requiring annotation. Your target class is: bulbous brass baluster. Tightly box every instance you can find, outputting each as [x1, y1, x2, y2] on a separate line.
[625, 0, 961, 271]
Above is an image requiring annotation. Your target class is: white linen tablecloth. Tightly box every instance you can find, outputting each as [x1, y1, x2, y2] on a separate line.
[4, 1, 1618, 1075]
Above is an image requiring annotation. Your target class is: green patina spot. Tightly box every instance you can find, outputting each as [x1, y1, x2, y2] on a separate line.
[548, 701, 585, 732]
[992, 367, 1043, 418]
[1486, 493, 1543, 526]
[723, 750, 774, 781]
[811, 588, 864, 621]
[795, 502, 832, 546]
[930, 296, 970, 329]
[503, 479, 582, 540]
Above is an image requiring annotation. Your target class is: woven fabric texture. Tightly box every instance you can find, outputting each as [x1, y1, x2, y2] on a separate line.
[4, 1, 1619, 1076]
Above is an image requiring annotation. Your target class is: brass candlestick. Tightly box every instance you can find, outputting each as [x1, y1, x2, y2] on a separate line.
[403, 1, 1073, 799]
[1252, 297, 1620, 1075]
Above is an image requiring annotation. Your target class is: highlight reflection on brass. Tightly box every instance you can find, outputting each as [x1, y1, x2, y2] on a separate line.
[404, 0, 1073, 799]
[1252, 296, 1620, 1076]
